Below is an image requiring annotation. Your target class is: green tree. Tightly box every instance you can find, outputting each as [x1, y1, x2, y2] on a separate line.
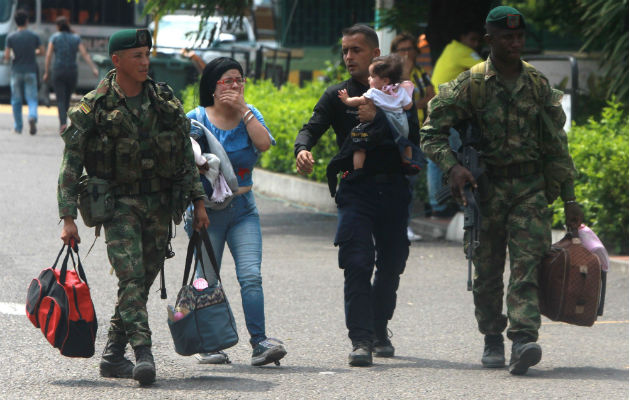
[514, 0, 628, 101]
[377, 0, 496, 65]
[136, 0, 254, 45]
[141, 0, 251, 19]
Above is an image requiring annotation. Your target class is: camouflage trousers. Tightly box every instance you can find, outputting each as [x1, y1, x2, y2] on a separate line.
[468, 174, 551, 342]
[103, 192, 171, 348]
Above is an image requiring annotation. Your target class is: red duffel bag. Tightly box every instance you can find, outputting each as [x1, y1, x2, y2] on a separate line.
[25, 243, 97, 357]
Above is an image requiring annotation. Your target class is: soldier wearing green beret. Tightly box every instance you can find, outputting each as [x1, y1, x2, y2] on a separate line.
[421, 6, 583, 375]
[57, 28, 210, 385]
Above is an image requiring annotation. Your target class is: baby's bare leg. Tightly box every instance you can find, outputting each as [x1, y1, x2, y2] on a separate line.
[402, 146, 412, 163]
[353, 149, 366, 170]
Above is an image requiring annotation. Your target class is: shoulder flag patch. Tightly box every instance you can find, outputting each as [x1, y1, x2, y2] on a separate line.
[79, 102, 91, 114]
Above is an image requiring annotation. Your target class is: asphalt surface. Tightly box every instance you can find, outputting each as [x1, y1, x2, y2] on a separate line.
[0, 109, 627, 399]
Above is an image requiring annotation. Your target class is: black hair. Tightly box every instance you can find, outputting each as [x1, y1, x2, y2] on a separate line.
[56, 16, 71, 32]
[14, 10, 28, 26]
[341, 24, 379, 49]
[390, 32, 418, 54]
[370, 54, 403, 84]
[199, 57, 243, 107]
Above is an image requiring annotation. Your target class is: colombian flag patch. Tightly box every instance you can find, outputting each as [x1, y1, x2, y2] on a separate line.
[79, 102, 91, 114]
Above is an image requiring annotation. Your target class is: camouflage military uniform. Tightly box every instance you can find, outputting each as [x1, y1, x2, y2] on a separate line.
[420, 58, 575, 341]
[57, 70, 205, 348]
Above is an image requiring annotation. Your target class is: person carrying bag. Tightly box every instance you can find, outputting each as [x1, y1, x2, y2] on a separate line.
[167, 229, 239, 356]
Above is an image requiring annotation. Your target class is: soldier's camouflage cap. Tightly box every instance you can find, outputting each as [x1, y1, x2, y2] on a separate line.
[486, 6, 526, 30]
[108, 28, 152, 55]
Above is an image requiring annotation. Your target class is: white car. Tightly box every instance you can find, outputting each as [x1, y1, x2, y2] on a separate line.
[150, 14, 270, 69]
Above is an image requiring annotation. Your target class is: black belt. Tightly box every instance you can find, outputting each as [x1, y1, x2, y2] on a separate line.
[486, 161, 542, 178]
[112, 177, 173, 196]
[368, 172, 404, 184]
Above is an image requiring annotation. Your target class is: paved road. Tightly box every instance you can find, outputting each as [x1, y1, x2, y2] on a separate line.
[0, 110, 627, 399]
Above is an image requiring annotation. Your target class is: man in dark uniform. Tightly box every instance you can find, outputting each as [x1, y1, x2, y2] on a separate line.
[421, 7, 583, 375]
[58, 29, 209, 385]
[295, 24, 419, 367]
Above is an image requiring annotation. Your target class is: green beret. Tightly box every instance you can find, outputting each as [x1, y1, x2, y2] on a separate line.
[486, 6, 526, 30]
[108, 29, 152, 55]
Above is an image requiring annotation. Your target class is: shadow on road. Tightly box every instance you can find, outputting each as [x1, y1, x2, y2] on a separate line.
[213, 364, 350, 376]
[52, 375, 276, 392]
[373, 355, 478, 371]
[537, 366, 629, 381]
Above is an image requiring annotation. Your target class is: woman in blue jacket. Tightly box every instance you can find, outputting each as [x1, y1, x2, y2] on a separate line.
[184, 57, 286, 366]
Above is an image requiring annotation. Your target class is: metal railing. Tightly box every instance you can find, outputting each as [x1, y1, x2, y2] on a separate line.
[151, 44, 293, 88]
[254, 45, 292, 87]
[152, 45, 252, 76]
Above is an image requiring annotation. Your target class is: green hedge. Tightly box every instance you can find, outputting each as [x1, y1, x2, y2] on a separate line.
[551, 101, 629, 254]
[244, 79, 339, 183]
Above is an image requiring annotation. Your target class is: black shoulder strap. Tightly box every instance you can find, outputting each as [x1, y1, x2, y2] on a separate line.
[182, 231, 199, 287]
[59, 244, 88, 286]
[182, 230, 222, 287]
[199, 229, 221, 281]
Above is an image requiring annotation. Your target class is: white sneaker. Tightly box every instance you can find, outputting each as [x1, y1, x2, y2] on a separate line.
[194, 351, 230, 364]
[407, 227, 422, 242]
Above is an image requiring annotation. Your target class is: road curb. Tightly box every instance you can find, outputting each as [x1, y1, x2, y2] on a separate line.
[253, 168, 336, 214]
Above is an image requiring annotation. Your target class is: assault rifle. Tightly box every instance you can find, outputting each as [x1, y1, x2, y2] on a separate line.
[435, 122, 484, 291]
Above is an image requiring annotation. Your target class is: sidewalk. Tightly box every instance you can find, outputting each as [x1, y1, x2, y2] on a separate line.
[0, 104, 58, 116]
[253, 168, 628, 273]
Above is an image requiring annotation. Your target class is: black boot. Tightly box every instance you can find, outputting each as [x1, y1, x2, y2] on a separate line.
[481, 334, 505, 368]
[132, 345, 156, 385]
[373, 320, 395, 358]
[99, 339, 134, 378]
[509, 338, 542, 375]
[348, 340, 373, 367]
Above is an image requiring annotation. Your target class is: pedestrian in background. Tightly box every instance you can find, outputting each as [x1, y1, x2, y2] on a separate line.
[184, 57, 287, 367]
[58, 28, 209, 385]
[391, 32, 435, 240]
[4, 9, 43, 135]
[43, 16, 98, 132]
[425, 23, 482, 219]
[295, 24, 417, 367]
[421, 6, 583, 375]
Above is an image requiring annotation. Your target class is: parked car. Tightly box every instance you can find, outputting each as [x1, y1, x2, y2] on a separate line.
[149, 14, 273, 70]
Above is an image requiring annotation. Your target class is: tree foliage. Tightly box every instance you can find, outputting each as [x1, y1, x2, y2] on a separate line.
[140, 0, 251, 19]
[514, 0, 628, 101]
[376, 1, 430, 36]
[552, 101, 629, 254]
[136, 0, 253, 44]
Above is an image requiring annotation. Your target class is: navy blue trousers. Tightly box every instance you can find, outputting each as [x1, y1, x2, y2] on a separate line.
[334, 174, 410, 343]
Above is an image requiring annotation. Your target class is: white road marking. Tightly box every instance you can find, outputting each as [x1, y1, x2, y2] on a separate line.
[0, 302, 25, 315]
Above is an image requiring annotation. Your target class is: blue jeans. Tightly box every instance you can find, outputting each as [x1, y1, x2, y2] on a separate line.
[10, 71, 38, 132]
[184, 191, 266, 347]
[427, 128, 462, 212]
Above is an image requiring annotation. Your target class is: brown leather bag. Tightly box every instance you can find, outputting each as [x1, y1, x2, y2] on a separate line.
[539, 233, 602, 326]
